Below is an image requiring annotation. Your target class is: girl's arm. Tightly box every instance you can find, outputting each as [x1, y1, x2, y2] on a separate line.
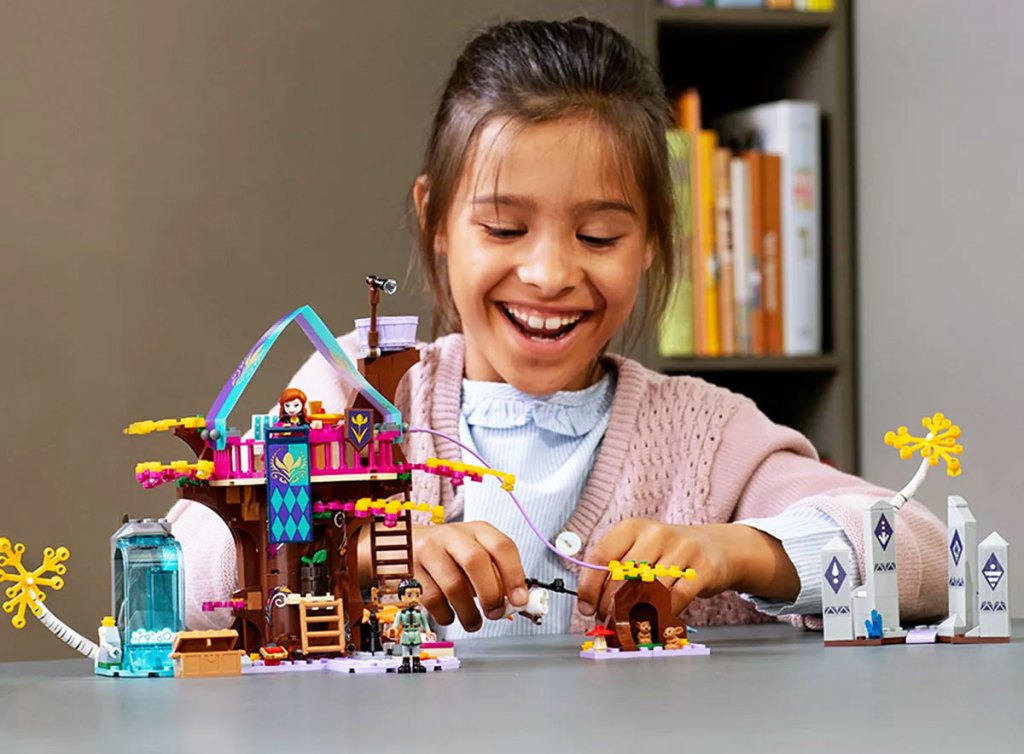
[709, 402, 948, 624]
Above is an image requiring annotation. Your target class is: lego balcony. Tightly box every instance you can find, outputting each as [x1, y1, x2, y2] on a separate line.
[209, 425, 400, 486]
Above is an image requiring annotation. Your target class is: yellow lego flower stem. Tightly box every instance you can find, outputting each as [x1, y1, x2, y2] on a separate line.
[884, 413, 964, 508]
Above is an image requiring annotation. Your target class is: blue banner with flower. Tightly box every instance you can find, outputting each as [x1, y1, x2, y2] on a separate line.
[266, 426, 312, 544]
[346, 409, 373, 451]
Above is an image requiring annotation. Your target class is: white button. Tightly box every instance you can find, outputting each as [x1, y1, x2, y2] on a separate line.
[554, 531, 582, 556]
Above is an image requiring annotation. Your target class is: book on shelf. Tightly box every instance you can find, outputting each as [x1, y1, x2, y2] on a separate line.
[677, 89, 706, 355]
[716, 100, 821, 356]
[729, 155, 752, 355]
[658, 129, 695, 358]
[659, 93, 819, 360]
[658, 1, 834, 11]
[698, 130, 720, 356]
[797, 0, 834, 10]
[761, 154, 784, 354]
[744, 150, 765, 355]
[713, 147, 735, 356]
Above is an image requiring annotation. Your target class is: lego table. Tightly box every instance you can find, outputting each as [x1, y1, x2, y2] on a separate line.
[2, 621, 1020, 753]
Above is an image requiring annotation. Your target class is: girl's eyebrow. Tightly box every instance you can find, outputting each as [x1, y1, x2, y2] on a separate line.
[470, 194, 636, 216]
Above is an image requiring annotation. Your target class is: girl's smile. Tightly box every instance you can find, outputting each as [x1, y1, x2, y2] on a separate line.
[427, 116, 653, 395]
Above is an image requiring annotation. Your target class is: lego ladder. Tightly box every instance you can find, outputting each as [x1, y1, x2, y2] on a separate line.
[370, 510, 414, 595]
[298, 599, 345, 655]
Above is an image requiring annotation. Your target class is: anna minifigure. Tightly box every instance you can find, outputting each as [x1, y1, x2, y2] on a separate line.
[277, 387, 309, 426]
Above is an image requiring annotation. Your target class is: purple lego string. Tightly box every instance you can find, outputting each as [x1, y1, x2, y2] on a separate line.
[407, 426, 608, 573]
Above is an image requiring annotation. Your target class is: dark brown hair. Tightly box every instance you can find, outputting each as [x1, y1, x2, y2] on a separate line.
[415, 17, 675, 348]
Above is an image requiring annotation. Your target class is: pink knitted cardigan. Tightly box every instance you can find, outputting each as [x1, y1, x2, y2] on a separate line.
[169, 333, 947, 633]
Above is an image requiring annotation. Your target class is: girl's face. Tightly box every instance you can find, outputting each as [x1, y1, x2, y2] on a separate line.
[283, 398, 303, 417]
[424, 117, 653, 394]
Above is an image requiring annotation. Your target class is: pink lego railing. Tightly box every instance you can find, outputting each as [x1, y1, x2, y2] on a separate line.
[211, 426, 401, 481]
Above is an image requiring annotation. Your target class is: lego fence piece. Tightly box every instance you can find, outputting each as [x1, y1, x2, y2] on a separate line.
[205, 305, 402, 450]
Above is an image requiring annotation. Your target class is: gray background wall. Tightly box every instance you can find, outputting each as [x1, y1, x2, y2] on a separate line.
[2, 1, 1020, 661]
[855, 0, 1024, 620]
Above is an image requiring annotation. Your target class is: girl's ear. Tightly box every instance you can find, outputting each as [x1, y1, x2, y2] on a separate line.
[643, 238, 655, 272]
[412, 174, 430, 228]
[413, 174, 447, 255]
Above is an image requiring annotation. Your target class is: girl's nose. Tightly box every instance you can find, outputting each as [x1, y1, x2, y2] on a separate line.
[516, 238, 583, 297]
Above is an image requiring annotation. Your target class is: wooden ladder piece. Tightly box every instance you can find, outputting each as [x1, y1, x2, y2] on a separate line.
[370, 510, 414, 595]
[298, 599, 345, 654]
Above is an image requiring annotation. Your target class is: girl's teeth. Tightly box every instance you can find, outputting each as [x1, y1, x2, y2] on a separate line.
[545, 317, 561, 329]
[528, 315, 545, 329]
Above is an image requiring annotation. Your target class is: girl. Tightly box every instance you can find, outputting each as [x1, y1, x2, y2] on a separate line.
[169, 18, 945, 638]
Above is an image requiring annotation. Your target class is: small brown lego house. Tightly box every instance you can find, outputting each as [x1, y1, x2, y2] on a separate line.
[171, 629, 244, 678]
[603, 580, 687, 652]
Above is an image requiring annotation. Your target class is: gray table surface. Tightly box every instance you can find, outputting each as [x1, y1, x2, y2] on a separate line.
[1, 622, 1021, 753]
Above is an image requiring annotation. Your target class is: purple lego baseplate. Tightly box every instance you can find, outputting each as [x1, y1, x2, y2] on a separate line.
[241, 655, 460, 675]
[580, 643, 710, 660]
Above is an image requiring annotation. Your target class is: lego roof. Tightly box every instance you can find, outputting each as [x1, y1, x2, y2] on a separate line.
[204, 305, 402, 449]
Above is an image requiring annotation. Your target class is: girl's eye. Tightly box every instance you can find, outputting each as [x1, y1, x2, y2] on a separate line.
[578, 234, 622, 248]
[480, 225, 526, 240]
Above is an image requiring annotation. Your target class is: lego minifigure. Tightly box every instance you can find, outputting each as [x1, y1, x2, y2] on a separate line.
[277, 387, 309, 426]
[389, 578, 435, 673]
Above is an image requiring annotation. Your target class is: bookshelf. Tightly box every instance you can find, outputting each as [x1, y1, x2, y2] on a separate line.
[637, 0, 858, 471]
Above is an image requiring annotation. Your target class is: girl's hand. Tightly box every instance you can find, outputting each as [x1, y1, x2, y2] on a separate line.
[576, 520, 799, 619]
[411, 522, 530, 632]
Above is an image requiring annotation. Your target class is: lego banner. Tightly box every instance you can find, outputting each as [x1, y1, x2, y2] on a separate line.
[204, 305, 401, 449]
[266, 427, 313, 544]
[346, 409, 373, 451]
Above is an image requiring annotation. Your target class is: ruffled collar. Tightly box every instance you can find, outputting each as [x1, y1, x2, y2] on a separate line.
[461, 373, 614, 438]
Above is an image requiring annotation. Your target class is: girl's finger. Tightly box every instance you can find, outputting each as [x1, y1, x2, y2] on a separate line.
[422, 547, 482, 631]
[447, 535, 505, 622]
[577, 521, 639, 614]
[473, 525, 529, 607]
[414, 565, 453, 626]
[668, 561, 703, 617]
[596, 528, 671, 617]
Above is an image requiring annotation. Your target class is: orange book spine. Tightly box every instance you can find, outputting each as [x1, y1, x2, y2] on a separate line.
[761, 154, 784, 354]
[713, 146, 734, 356]
[678, 90, 706, 355]
[699, 131, 720, 356]
[744, 151, 765, 355]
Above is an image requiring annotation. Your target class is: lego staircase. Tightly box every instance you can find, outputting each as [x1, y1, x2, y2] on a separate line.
[370, 510, 414, 595]
[298, 598, 345, 655]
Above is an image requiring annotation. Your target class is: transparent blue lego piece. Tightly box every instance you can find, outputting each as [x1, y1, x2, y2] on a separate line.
[105, 520, 185, 678]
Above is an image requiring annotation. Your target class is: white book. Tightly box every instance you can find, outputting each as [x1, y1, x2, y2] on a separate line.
[716, 101, 821, 356]
[730, 157, 752, 355]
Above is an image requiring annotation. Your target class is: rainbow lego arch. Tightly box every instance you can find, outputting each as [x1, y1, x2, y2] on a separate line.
[204, 305, 403, 449]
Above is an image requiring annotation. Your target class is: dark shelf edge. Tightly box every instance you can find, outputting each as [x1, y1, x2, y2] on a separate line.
[654, 7, 834, 31]
[655, 354, 841, 373]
